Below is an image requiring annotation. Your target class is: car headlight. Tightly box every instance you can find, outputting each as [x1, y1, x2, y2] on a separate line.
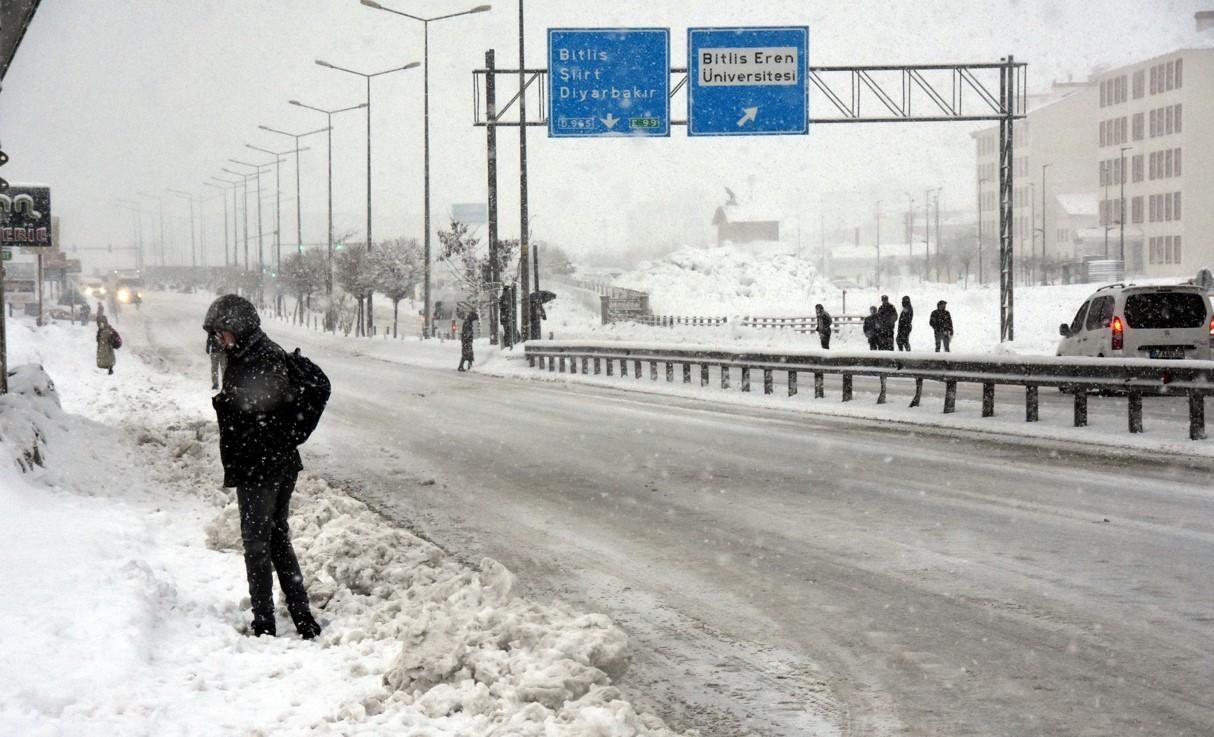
[117, 288, 131, 303]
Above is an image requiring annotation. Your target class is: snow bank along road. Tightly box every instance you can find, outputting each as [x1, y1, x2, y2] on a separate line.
[141, 292, 1213, 737]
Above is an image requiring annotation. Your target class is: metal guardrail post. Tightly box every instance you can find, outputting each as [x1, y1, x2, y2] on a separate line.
[606, 357, 613, 376]
[1128, 391, 1143, 433]
[842, 374, 853, 401]
[944, 380, 958, 413]
[650, 360, 657, 380]
[1073, 392, 1088, 427]
[581, 357, 588, 374]
[721, 365, 730, 390]
[814, 372, 824, 398]
[741, 367, 751, 392]
[593, 357, 601, 375]
[877, 376, 887, 404]
[910, 378, 923, 407]
[701, 363, 709, 387]
[666, 361, 674, 382]
[788, 370, 798, 397]
[684, 363, 692, 384]
[1189, 392, 1205, 440]
[1026, 386, 1039, 422]
[528, 354, 535, 368]
[764, 369, 773, 395]
[558, 356, 565, 373]
[620, 358, 628, 378]
[550, 356, 557, 372]
[982, 382, 995, 417]
[634, 359, 641, 379]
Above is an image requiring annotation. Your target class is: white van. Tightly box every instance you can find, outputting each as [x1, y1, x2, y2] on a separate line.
[1057, 284, 1214, 360]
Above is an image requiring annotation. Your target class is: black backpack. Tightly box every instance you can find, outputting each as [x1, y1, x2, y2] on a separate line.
[284, 348, 330, 445]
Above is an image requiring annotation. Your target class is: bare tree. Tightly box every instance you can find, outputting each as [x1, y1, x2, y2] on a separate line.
[371, 237, 423, 338]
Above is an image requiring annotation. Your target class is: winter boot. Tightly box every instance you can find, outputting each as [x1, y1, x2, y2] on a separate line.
[293, 612, 322, 640]
[250, 615, 276, 637]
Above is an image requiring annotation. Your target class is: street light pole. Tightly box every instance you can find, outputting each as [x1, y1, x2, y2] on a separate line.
[259, 124, 330, 258]
[289, 100, 367, 321]
[1119, 145, 1132, 268]
[248, 143, 309, 315]
[1039, 163, 1051, 286]
[315, 59, 419, 335]
[166, 189, 198, 269]
[360, 0, 492, 339]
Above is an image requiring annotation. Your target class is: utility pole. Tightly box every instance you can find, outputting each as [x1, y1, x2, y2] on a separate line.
[1102, 160, 1110, 259]
[518, 0, 531, 339]
[486, 49, 500, 345]
[1040, 163, 1051, 286]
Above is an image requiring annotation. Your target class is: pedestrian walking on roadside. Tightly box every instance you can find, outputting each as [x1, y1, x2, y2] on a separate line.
[80, 301, 91, 327]
[877, 295, 898, 350]
[206, 331, 227, 391]
[896, 296, 914, 351]
[930, 300, 954, 353]
[457, 311, 478, 372]
[814, 303, 833, 350]
[95, 301, 106, 327]
[863, 306, 879, 350]
[95, 315, 120, 375]
[204, 294, 329, 640]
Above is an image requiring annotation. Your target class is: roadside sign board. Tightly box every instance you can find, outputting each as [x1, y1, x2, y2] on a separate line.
[687, 26, 809, 136]
[548, 28, 670, 138]
[1, 249, 10, 261]
[0, 185, 52, 247]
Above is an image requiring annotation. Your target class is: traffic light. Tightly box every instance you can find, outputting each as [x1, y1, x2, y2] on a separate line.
[0, 146, 8, 192]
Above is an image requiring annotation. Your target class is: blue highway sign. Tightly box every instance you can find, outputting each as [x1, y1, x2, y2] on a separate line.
[548, 28, 670, 138]
[688, 26, 809, 137]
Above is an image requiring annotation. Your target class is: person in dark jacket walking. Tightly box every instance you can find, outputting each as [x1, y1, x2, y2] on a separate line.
[96, 315, 118, 375]
[876, 295, 898, 350]
[204, 294, 322, 640]
[814, 303, 832, 350]
[79, 301, 91, 326]
[862, 306, 879, 350]
[929, 299, 954, 352]
[896, 296, 914, 351]
[457, 311, 478, 371]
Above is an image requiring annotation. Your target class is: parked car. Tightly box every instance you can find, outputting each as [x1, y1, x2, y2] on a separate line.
[1057, 283, 1214, 360]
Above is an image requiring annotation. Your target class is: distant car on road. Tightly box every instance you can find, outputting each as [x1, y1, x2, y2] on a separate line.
[1057, 283, 1214, 360]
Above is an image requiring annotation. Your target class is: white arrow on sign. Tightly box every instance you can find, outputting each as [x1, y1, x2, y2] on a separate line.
[601, 113, 619, 129]
[736, 107, 759, 127]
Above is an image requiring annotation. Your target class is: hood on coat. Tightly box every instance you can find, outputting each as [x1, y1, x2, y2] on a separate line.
[203, 294, 260, 343]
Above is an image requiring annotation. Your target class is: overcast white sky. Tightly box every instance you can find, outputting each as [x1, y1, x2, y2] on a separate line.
[0, 0, 1208, 272]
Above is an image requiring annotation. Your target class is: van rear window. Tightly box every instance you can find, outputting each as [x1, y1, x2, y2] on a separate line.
[1123, 292, 1208, 329]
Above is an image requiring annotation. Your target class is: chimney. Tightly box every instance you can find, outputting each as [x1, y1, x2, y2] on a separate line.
[1197, 10, 1214, 32]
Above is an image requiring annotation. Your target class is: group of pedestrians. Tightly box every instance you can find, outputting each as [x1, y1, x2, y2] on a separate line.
[854, 295, 954, 352]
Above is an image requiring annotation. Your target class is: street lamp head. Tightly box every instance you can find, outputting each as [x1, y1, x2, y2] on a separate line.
[315, 59, 333, 69]
[289, 100, 302, 107]
[404, 61, 421, 70]
[470, 4, 491, 12]
[360, 0, 382, 7]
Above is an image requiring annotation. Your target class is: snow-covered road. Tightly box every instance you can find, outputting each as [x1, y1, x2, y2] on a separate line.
[140, 292, 1214, 737]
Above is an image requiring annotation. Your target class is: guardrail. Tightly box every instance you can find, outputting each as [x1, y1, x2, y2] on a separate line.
[740, 314, 866, 333]
[523, 341, 1214, 440]
[630, 314, 729, 327]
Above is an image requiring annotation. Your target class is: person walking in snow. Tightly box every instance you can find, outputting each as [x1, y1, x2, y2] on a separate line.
[814, 303, 832, 350]
[863, 306, 879, 350]
[930, 299, 954, 353]
[204, 294, 324, 640]
[95, 315, 120, 375]
[79, 301, 91, 327]
[457, 311, 478, 372]
[876, 295, 898, 350]
[95, 301, 106, 327]
[896, 296, 914, 351]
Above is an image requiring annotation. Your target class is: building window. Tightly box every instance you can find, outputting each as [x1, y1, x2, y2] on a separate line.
[1150, 66, 1157, 95]
[1165, 148, 1174, 177]
[1176, 104, 1182, 132]
[1176, 58, 1183, 88]
[1175, 148, 1182, 176]
[1100, 79, 1107, 107]
[1133, 112, 1144, 140]
[1149, 195, 1157, 223]
[1166, 61, 1175, 91]
[1132, 154, 1144, 183]
[1133, 69, 1145, 98]
[1132, 196, 1143, 224]
[1165, 106, 1174, 135]
[1165, 192, 1173, 221]
[1175, 235, 1182, 263]
[1149, 109, 1157, 137]
[1174, 191, 1181, 220]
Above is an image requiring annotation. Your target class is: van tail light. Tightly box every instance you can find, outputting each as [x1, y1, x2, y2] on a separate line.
[1111, 316, 1124, 351]
[1208, 316, 1214, 338]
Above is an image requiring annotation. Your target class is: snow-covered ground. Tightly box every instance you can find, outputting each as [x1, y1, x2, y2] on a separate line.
[561, 243, 1109, 357]
[0, 317, 686, 737]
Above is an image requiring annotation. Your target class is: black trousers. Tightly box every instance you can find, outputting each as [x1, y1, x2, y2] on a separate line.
[818, 332, 831, 350]
[237, 472, 312, 624]
[896, 332, 911, 351]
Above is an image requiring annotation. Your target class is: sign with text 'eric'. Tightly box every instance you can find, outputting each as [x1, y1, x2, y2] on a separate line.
[548, 28, 670, 138]
[688, 26, 809, 136]
[0, 185, 52, 247]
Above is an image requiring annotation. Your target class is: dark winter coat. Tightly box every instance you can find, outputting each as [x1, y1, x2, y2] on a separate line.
[460, 315, 476, 361]
[877, 303, 898, 337]
[815, 310, 833, 337]
[929, 308, 954, 335]
[96, 321, 117, 369]
[862, 313, 877, 339]
[207, 296, 302, 488]
[897, 305, 913, 338]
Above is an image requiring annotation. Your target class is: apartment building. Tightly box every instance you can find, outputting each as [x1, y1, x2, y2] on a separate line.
[976, 46, 1214, 282]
